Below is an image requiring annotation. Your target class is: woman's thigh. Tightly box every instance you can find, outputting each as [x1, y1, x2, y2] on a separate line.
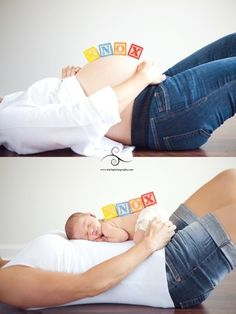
[165, 33, 236, 76]
[148, 57, 236, 150]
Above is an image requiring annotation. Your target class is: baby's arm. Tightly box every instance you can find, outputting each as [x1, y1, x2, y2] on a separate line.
[101, 222, 129, 243]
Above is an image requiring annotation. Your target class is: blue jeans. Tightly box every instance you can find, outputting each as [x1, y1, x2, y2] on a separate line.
[131, 33, 236, 150]
[165, 204, 236, 308]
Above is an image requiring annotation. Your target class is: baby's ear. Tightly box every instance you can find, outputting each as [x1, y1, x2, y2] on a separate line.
[88, 212, 96, 218]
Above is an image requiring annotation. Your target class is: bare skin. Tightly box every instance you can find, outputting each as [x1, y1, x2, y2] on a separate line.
[184, 168, 236, 244]
[76, 56, 146, 145]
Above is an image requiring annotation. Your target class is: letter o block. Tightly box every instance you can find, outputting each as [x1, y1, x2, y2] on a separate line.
[102, 204, 118, 220]
[129, 197, 144, 213]
[114, 42, 127, 55]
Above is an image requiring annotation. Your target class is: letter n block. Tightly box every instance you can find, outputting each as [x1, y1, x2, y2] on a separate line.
[83, 46, 100, 62]
[141, 192, 157, 207]
[99, 43, 113, 57]
[129, 197, 144, 213]
[102, 204, 118, 220]
[116, 202, 131, 216]
[128, 43, 143, 59]
[114, 42, 127, 55]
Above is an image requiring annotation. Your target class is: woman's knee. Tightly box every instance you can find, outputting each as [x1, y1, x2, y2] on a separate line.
[217, 169, 236, 187]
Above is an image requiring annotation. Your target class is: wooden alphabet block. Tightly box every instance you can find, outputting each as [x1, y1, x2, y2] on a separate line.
[129, 197, 144, 213]
[128, 43, 143, 59]
[141, 192, 157, 207]
[116, 202, 131, 216]
[83, 46, 100, 62]
[99, 43, 113, 57]
[114, 42, 127, 55]
[102, 204, 118, 220]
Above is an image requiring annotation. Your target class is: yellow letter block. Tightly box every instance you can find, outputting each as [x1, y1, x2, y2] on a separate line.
[83, 46, 100, 62]
[129, 197, 144, 213]
[102, 204, 118, 220]
[114, 42, 127, 55]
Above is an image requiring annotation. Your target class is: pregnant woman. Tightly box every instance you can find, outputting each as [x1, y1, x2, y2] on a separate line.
[0, 169, 236, 309]
[0, 33, 235, 155]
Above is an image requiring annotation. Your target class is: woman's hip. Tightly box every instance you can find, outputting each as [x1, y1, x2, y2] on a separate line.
[165, 205, 236, 308]
[132, 58, 236, 150]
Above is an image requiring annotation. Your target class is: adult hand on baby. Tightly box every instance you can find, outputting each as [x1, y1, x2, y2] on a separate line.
[61, 66, 81, 79]
[137, 61, 166, 85]
[145, 218, 176, 252]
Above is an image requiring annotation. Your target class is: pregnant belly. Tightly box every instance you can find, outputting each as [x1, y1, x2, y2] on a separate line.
[77, 56, 139, 145]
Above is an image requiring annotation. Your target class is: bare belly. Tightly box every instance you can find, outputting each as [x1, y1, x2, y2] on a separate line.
[76, 56, 140, 145]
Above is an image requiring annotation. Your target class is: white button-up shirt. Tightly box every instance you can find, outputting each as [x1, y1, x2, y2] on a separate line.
[0, 76, 133, 157]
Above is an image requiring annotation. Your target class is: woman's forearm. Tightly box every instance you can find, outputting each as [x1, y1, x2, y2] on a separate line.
[81, 237, 154, 297]
[0, 238, 155, 308]
[112, 72, 149, 113]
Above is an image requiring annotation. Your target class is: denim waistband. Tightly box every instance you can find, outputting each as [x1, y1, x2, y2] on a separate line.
[131, 85, 156, 148]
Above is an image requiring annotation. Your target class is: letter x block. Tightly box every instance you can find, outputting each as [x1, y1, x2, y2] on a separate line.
[99, 43, 113, 57]
[129, 197, 144, 213]
[116, 202, 131, 216]
[128, 43, 143, 59]
[141, 192, 157, 207]
[83, 46, 100, 62]
[114, 42, 127, 55]
[102, 204, 118, 220]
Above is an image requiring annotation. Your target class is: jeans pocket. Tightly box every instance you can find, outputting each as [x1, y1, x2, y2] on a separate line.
[163, 128, 211, 150]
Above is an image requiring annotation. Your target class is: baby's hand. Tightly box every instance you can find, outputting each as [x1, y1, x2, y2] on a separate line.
[136, 61, 166, 85]
[61, 66, 81, 79]
[145, 218, 176, 251]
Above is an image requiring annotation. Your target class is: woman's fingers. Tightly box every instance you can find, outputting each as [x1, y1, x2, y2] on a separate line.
[61, 66, 81, 78]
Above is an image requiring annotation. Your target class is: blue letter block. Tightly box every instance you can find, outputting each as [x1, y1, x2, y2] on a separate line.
[99, 43, 113, 57]
[116, 202, 131, 216]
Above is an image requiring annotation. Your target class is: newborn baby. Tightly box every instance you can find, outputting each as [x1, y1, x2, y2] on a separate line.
[65, 206, 175, 243]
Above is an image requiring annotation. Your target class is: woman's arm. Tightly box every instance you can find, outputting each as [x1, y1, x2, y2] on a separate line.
[112, 61, 166, 113]
[0, 219, 164, 309]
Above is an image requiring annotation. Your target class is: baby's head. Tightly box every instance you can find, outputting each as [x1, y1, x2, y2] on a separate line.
[65, 212, 102, 240]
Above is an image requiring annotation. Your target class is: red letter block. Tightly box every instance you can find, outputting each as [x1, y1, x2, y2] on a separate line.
[141, 192, 157, 207]
[128, 43, 143, 59]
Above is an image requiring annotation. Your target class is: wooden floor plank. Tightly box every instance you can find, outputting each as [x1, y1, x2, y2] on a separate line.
[0, 117, 235, 157]
[0, 270, 235, 314]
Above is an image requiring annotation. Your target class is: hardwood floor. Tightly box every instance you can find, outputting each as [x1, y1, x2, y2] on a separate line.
[0, 117, 235, 157]
[0, 270, 235, 314]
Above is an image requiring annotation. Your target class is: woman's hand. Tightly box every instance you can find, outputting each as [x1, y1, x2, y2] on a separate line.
[136, 61, 166, 85]
[61, 66, 81, 79]
[144, 218, 176, 251]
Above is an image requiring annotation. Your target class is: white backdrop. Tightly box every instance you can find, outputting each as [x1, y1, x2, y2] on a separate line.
[0, 0, 236, 94]
[0, 157, 236, 257]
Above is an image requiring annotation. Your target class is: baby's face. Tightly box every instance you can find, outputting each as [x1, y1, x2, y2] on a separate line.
[73, 214, 102, 241]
